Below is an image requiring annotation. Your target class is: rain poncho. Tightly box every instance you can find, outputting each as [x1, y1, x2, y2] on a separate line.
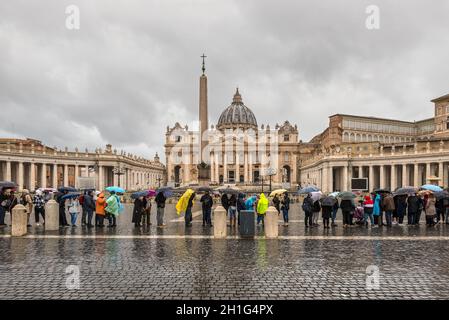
[245, 196, 256, 210]
[176, 188, 195, 215]
[256, 193, 269, 215]
[105, 195, 122, 216]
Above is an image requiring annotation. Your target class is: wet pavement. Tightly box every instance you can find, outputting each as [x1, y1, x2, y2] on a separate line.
[1, 203, 449, 299]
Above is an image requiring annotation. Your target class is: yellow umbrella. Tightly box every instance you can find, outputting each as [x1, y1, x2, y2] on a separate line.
[269, 189, 287, 197]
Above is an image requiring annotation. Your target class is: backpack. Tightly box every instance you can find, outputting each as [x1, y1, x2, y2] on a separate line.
[302, 199, 312, 213]
[313, 200, 321, 212]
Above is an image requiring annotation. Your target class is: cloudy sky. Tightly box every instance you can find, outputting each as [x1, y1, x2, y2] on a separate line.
[1, 0, 449, 161]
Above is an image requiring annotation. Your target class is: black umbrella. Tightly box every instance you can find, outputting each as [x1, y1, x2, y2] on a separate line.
[374, 188, 391, 194]
[393, 187, 418, 196]
[58, 186, 77, 193]
[195, 186, 213, 192]
[434, 191, 449, 201]
[217, 187, 241, 195]
[321, 196, 337, 207]
[0, 181, 17, 188]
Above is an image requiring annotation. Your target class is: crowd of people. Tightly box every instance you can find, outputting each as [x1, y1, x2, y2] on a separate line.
[0, 187, 169, 229]
[301, 191, 448, 228]
[195, 191, 291, 228]
[3, 185, 448, 231]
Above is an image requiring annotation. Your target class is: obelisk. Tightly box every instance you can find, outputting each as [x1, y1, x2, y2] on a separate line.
[198, 54, 211, 183]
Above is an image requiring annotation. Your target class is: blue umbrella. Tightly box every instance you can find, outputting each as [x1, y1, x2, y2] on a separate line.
[61, 192, 81, 200]
[420, 184, 443, 192]
[105, 186, 125, 194]
[57, 186, 77, 193]
[131, 190, 149, 199]
[297, 186, 320, 194]
[157, 186, 173, 197]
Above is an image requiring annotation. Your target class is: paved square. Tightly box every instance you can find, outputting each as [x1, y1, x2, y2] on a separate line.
[1, 203, 449, 300]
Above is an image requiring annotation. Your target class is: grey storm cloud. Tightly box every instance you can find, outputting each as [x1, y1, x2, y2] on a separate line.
[1, 0, 449, 160]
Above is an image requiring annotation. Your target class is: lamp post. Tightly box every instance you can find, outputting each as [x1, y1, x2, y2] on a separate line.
[112, 166, 126, 187]
[265, 167, 277, 193]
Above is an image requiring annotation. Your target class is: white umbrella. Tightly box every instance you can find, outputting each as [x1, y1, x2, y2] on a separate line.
[310, 191, 323, 202]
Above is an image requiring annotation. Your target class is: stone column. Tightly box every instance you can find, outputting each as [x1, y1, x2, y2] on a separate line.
[328, 165, 333, 192]
[29, 162, 36, 191]
[244, 152, 248, 183]
[379, 165, 385, 189]
[5, 161, 11, 181]
[321, 165, 328, 192]
[74, 165, 79, 188]
[85, 165, 89, 177]
[63, 164, 69, 186]
[18, 162, 24, 192]
[235, 152, 240, 184]
[414, 163, 419, 186]
[358, 166, 363, 178]
[342, 165, 348, 191]
[391, 164, 397, 191]
[438, 162, 444, 186]
[426, 163, 431, 184]
[223, 152, 227, 183]
[52, 164, 58, 188]
[113, 170, 118, 187]
[369, 165, 374, 191]
[291, 155, 297, 184]
[248, 152, 253, 183]
[215, 153, 219, 183]
[402, 164, 407, 187]
[41, 163, 47, 188]
[184, 164, 190, 185]
[98, 165, 104, 190]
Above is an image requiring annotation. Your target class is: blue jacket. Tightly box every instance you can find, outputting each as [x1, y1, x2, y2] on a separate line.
[373, 194, 381, 216]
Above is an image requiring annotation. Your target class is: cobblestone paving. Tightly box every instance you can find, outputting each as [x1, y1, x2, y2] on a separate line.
[1, 203, 449, 299]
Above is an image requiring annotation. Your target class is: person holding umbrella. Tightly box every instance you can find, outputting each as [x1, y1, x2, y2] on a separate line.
[280, 192, 290, 227]
[33, 189, 46, 226]
[142, 195, 152, 227]
[302, 193, 314, 228]
[66, 195, 81, 227]
[425, 193, 437, 227]
[340, 197, 355, 228]
[382, 193, 395, 227]
[200, 191, 213, 227]
[132, 195, 146, 228]
[0, 188, 12, 227]
[82, 190, 96, 228]
[407, 193, 421, 225]
[56, 190, 70, 228]
[105, 191, 121, 228]
[155, 190, 167, 227]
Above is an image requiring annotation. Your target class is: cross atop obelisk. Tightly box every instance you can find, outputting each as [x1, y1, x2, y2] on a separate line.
[201, 53, 207, 74]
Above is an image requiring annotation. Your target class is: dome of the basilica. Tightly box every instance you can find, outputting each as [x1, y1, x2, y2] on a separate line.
[216, 88, 257, 130]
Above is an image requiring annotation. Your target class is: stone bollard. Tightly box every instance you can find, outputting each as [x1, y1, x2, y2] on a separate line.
[45, 199, 59, 231]
[11, 204, 27, 237]
[213, 205, 227, 239]
[264, 206, 279, 238]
